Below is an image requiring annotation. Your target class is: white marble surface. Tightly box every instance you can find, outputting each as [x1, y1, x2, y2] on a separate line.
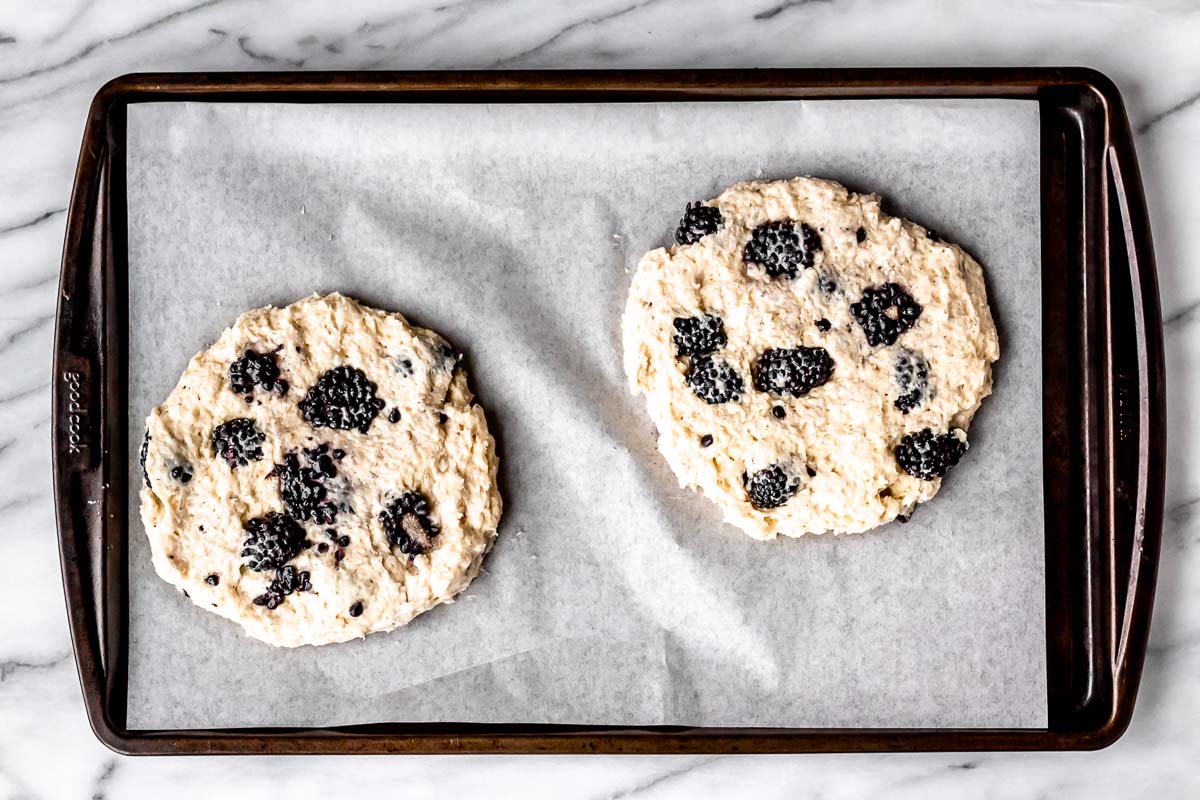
[1, 0, 1197, 797]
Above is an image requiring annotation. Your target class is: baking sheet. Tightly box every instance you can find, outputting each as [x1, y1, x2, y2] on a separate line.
[125, 98, 1046, 729]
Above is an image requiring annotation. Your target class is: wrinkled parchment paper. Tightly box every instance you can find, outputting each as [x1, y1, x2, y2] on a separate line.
[125, 99, 1045, 729]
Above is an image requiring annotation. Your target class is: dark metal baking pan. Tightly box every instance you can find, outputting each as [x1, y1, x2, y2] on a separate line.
[52, 68, 1164, 754]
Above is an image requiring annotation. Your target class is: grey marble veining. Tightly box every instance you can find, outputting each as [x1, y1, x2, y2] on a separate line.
[1, 0, 1198, 797]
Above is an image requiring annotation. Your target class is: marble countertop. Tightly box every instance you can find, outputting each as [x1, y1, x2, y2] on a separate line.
[1, 0, 1197, 797]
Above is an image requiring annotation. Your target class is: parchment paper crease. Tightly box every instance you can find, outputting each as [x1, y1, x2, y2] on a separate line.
[125, 99, 1046, 729]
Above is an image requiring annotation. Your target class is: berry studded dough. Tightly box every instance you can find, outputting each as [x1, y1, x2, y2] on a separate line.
[139, 293, 501, 646]
[623, 177, 999, 539]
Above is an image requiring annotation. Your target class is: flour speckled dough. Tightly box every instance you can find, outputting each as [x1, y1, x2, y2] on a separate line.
[623, 177, 999, 539]
[139, 293, 501, 646]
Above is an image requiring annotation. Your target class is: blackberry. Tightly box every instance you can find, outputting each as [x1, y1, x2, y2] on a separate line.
[380, 491, 441, 555]
[271, 565, 303, 594]
[139, 431, 151, 489]
[298, 366, 382, 433]
[228, 350, 282, 398]
[895, 428, 968, 480]
[850, 283, 923, 347]
[349, 601, 364, 618]
[241, 511, 305, 572]
[170, 465, 193, 484]
[856, 227, 867, 243]
[771, 405, 786, 419]
[253, 565, 312, 609]
[745, 465, 800, 510]
[675, 202, 724, 245]
[686, 356, 744, 404]
[752, 347, 834, 398]
[211, 418, 266, 469]
[274, 452, 339, 525]
[303, 445, 337, 478]
[699, 434, 714, 448]
[893, 349, 930, 414]
[743, 220, 821, 278]
[388, 408, 401, 424]
[815, 318, 831, 332]
[672, 314, 727, 357]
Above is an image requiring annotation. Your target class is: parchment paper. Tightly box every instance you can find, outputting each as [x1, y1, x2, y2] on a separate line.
[125, 99, 1046, 729]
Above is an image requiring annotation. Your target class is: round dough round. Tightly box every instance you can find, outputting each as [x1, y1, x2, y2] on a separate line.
[622, 177, 999, 539]
[139, 293, 501, 646]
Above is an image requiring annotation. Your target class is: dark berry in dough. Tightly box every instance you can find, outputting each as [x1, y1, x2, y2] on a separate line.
[205, 574, 219, 586]
[815, 318, 831, 332]
[746, 465, 800, 510]
[894, 349, 930, 414]
[895, 428, 967, 480]
[856, 227, 867, 243]
[425, 340, 461, 373]
[700, 434, 714, 447]
[298, 366, 382, 434]
[753, 347, 834, 398]
[229, 350, 282, 397]
[241, 511, 305, 572]
[253, 565, 312, 609]
[273, 565, 300, 594]
[388, 408, 401, 424]
[743, 220, 821, 278]
[316, 453, 337, 478]
[349, 601, 364, 617]
[675, 202, 723, 245]
[686, 356, 744, 404]
[818, 272, 839, 296]
[850, 283, 923, 347]
[672, 314, 727, 357]
[211, 418, 266, 469]
[139, 431, 151, 489]
[274, 451, 339, 525]
[381, 491, 441, 555]
[170, 464, 193, 484]
[771, 405, 786, 419]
